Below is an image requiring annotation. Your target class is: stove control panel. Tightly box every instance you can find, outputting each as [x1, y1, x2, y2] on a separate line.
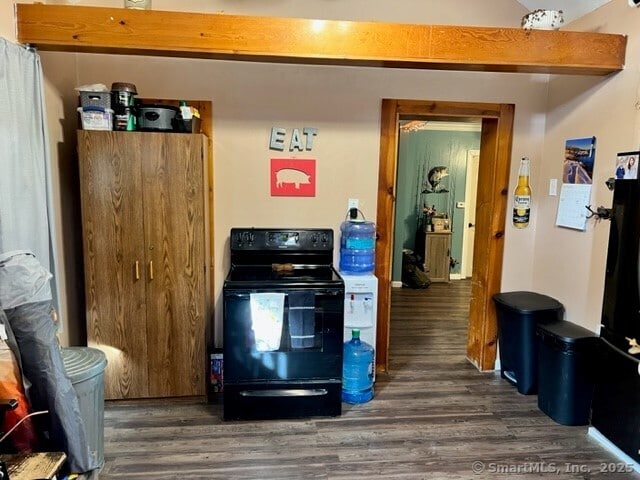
[231, 228, 333, 250]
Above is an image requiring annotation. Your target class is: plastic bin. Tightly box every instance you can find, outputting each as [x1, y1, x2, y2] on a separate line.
[536, 321, 599, 425]
[79, 90, 111, 109]
[77, 106, 114, 131]
[493, 291, 564, 395]
[62, 347, 108, 468]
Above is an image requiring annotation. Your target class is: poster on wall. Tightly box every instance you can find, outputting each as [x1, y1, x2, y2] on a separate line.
[270, 158, 316, 197]
[556, 136, 596, 231]
[562, 136, 595, 185]
[615, 151, 639, 180]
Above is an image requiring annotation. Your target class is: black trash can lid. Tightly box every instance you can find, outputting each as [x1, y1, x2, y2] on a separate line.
[493, 291, 563, 313]
[536, 321, 598, 347]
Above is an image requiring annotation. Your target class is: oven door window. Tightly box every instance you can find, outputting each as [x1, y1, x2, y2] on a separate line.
[224, 288, 343, 382]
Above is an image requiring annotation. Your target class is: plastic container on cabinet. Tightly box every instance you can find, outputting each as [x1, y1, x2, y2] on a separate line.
[77, 106, 114, 131]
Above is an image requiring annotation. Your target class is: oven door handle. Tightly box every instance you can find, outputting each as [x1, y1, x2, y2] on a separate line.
[239, 388, 328, 398]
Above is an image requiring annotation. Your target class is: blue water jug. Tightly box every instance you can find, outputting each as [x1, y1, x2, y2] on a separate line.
[339, 208, 376, 274]
[342, 329, 374, 404]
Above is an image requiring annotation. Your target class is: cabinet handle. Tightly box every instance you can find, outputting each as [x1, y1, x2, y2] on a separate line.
[149, 261, 154, 280]
[135, 261, 140, 280]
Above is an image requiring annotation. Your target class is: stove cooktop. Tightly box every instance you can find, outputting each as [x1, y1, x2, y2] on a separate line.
[225, 264, 343, 286]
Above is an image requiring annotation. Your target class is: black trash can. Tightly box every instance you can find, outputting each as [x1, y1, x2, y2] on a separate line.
[493, 291, 564, 395]
[536, 321, 599, 426]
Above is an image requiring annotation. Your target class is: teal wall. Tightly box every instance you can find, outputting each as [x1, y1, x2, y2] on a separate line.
[393, 128, 481, 282]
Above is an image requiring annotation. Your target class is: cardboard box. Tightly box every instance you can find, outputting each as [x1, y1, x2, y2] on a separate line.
[210, 351, 223, 393]
[432, 218, 450, 232]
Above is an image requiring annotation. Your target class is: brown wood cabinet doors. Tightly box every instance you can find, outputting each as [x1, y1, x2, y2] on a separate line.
[141, 133, 206, 398]
[78, 131, 206, 399]
[78, 130, 150, 399]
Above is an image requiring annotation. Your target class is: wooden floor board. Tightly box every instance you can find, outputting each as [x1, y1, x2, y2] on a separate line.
[100, 280, 639, 479]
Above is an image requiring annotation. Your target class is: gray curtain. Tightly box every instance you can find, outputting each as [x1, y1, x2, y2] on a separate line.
[0, 37, 60, 319]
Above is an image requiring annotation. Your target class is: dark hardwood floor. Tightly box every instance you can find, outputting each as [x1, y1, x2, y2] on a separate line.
[100, 280, 639, 479]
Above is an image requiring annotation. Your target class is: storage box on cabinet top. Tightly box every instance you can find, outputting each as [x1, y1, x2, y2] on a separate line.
[79, 90, 111, 110]
[77, 106, 114, 131]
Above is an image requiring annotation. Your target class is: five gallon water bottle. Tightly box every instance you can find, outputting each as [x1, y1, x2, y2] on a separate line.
[342, 329, 375, 404]
[339, 208, 376, 274]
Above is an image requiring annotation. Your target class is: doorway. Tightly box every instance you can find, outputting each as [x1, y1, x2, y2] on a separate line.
[461, 149, 480, 278]
[374, 99, 515, 373]
[391, 120, 481, 285]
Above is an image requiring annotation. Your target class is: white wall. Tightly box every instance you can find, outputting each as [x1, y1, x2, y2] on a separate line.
[41, 0, 529, 25]
[534, 0, 640, 332]
[1, 2, 14, 40]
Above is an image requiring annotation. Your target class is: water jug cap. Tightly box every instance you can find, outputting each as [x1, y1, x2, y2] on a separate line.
[351, 328, 361, 339]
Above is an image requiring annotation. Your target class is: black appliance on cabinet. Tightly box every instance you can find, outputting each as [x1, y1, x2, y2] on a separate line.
[222, 228, 344, 420]
[591, 175, 640, 463]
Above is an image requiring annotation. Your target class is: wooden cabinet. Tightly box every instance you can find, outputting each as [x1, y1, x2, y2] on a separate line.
[78, 130, 208, 400]
[424, 231, 451, 283]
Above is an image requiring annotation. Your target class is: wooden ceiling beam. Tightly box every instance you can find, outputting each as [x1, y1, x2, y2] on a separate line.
[16, 4, 626, 75]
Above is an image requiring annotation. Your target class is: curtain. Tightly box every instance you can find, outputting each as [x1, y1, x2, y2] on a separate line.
[0, 38, 59, 317]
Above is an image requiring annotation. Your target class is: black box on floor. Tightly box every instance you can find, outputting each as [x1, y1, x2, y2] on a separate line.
[207, 347, 223, 403]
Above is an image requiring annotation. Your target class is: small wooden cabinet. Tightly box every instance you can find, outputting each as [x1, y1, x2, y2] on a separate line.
[424, 231, 451, 283]
[78, 130, 208, 400]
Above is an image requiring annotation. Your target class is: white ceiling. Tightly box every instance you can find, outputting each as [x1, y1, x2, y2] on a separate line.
[516, 0, 611, 24]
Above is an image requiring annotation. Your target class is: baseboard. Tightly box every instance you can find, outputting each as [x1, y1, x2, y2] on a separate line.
[588, 427, 640, 473]
[394, 276, 467, 286]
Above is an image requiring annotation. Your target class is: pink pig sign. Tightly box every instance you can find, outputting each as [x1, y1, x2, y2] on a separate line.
[270, 158, 316, 197]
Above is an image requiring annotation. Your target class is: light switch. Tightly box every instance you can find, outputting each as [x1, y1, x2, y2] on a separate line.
[549, 178, 558, 196]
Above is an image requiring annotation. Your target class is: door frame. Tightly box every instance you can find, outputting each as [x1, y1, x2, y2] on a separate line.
[375, 99, 514, 372]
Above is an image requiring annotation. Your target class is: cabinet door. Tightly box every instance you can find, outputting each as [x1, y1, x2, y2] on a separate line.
[78, 130, 150, 399]
[142, 133, 206, 397]
[425, 232, 451, 283]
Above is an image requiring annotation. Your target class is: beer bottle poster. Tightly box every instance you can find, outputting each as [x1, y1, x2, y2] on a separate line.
[513, 157, 531, 229]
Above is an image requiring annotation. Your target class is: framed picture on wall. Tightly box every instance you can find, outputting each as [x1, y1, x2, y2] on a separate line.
[270, 158, 316, 197]
[563, 136, 596, 185]
[615, 151, 639, 180]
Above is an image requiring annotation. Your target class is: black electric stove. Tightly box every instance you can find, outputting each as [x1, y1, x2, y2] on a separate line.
[222, 228, 344, 420]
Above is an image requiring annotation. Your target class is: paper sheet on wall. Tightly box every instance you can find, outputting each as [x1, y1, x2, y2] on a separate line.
[555, 183, 591, 231]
